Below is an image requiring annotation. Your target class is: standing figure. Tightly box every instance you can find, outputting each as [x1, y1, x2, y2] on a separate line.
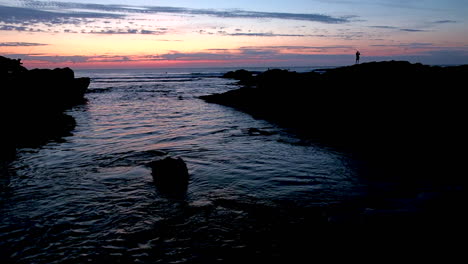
[355, 50, 361, 64]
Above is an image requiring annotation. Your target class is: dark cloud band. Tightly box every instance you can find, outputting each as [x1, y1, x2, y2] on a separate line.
[1, 1, 351, 24]
[0, 5, 123, 24]
[0, 42, 48, 46]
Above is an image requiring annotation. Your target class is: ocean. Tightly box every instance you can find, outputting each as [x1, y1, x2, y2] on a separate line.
[1, 67, 378, 263]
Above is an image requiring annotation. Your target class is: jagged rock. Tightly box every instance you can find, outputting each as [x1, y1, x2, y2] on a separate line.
[148, 157, 189, 191]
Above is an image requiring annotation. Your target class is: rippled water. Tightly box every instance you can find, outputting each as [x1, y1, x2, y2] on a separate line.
[1, 68, 371, 263]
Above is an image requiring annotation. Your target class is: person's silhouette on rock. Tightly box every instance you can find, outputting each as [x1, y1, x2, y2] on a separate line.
[355, 50, 361, 64]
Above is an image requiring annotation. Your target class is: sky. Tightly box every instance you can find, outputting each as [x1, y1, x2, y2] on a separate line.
[1, 0, 467, 68]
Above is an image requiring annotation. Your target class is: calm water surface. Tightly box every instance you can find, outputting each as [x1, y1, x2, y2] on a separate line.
[1, 68, 370, 263]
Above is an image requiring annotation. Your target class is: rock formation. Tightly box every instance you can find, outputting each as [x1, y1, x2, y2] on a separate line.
[0, 56, 90, 160]
[202, 61, 468, 182]
[147, 157, 189, 194]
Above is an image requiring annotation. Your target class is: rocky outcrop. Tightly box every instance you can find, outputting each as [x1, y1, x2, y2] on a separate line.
[0, 56, 90, 160]
[202, 61, 468, 181]
[222, 69, 252, 80]
[147, 157, 189, 194]
[222, 69, 257, 86]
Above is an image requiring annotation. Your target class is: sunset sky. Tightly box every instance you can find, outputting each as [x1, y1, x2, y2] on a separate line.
[1, 0, 467, 68]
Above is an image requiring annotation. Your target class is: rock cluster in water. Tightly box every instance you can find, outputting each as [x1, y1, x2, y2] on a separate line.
[0, 56, 90, 160]
[202, 61, 468, 181]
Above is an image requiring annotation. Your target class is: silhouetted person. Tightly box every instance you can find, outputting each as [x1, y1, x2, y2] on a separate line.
[355, 50, 360, 64]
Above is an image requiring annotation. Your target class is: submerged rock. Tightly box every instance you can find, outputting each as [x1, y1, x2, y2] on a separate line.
[147, 157, 189, 192]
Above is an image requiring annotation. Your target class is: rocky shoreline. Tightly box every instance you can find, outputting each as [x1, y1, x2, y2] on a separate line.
[201, 61, 467, 182]
[0, 56, 90, 162]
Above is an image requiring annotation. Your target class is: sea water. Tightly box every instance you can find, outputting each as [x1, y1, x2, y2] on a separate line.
[1, 67, 369, 263]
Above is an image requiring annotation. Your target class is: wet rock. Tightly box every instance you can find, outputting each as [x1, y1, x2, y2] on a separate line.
[148, 157, 189, 191]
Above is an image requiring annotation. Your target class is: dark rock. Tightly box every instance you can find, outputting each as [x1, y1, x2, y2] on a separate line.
[0, 56, 90, 160]
[147, 157, 189, 192]
[222, 69, 256, 86]
[202, 61, 468, 182]
[222, 69, 252, 80]
[256, 69, 298, 90]
[0, 56, 27, 77]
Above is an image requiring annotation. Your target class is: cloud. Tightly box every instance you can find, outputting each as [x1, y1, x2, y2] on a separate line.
[3, 45, 360, 67]
[370, 43, 434, 48]
[0, 42, 48, 46]
[158, 52, 238, 61]
[370, 26, 432, 33]
[184, 9, 352, 23]
[369, 26, 398, 29]
[124, 46, 468, 66]
[0, 23, 158, 35]
[433, 20, 457, 24]
[6, 43, 468, 67]
[4, 46, 344, 65]
[400, 28, 428, 32]
[200, 29, 359, 38]
[88, 29, 167, 35]
[0, 1, 353, 37]
[0, 24, 28, 31]
[3, 53, 142, 64]
[225, 32, 309, 37]
[4, 53, 90, 63]
[239, 45, 353, 52]
[153, 45, 357, 62]
[1, 1, 352, 24]
[315, 0, 446, 12]
[368, 19, 459, 36]
[0, 5, 123, 24]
